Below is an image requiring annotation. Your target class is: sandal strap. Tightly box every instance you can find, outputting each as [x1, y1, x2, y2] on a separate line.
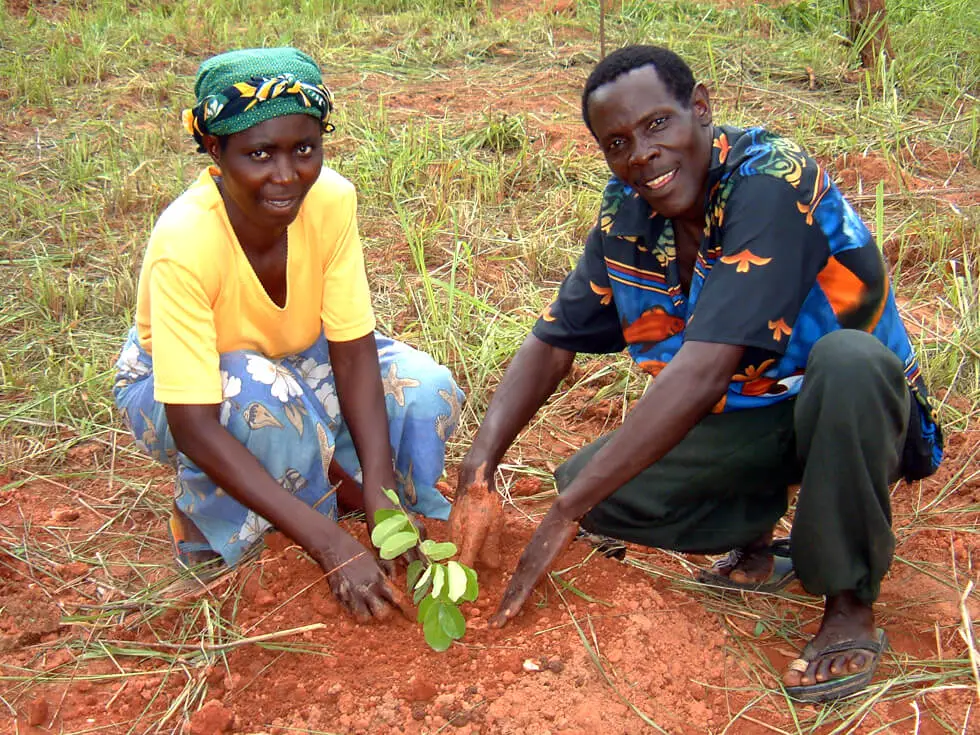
[176, 540, 214, 553]
[800, 631, 886, 662]
[710, 547, 743, 572]
[771, 537, 791, 556]
[712, 539, 791, 571]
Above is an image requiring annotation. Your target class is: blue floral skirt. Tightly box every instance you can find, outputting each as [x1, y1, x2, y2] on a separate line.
[113, 328, 463, 566]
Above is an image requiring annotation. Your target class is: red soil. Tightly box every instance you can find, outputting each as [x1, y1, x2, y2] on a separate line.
[1, 425, 977, 733]
[3, 3, 978, 732]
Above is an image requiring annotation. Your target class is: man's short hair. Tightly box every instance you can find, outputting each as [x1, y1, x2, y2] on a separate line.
[581, 45, 696, 136]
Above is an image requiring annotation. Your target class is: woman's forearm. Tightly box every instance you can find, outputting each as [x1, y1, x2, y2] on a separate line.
[328, 333, 398, 496]
[165, 403, 344, 559]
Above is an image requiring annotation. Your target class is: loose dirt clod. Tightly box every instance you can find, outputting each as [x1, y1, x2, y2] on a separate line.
[409, 676, 438, 702]
[187, 700, 234, 735]
[50, 507, 80, 523]
[27, 697, 49, 727]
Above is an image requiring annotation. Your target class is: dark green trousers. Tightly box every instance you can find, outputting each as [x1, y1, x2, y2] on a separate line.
[556, 330, 910, 604]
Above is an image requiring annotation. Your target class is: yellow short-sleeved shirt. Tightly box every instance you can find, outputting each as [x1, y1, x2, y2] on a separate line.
[135, 166, 376, 405]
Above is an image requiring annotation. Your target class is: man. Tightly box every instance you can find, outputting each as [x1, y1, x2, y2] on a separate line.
[450, 45, 942, 702]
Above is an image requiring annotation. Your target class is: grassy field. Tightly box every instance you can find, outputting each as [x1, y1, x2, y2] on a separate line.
[1, 0, 978, 733]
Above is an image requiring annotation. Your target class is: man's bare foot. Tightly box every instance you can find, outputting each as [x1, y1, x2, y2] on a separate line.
[782, 591, 877, 687]
[710, 531, 774, 585]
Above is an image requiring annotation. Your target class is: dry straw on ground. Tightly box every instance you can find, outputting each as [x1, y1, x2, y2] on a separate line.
[1, 0, 978, 733]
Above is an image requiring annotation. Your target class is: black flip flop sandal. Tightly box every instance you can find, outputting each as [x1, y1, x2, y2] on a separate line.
[784, 628, 888, 703]
[575, 529, 627, 560]
[695, 538, 796, 592]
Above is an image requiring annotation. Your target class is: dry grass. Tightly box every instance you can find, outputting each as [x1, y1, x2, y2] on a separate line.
[1, 0, 978, 732]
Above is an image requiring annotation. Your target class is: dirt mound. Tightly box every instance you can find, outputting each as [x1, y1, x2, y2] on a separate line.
[214, 519, 745, 734]
[0, 504, 751, 733]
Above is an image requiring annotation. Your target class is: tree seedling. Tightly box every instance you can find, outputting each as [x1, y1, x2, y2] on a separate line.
[371, 489, 479, 651]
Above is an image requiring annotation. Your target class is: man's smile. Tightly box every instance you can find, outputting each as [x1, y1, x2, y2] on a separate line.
[641, 168, 678, 191]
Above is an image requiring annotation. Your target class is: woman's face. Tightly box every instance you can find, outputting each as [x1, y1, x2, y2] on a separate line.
[205, 113, 323, 233]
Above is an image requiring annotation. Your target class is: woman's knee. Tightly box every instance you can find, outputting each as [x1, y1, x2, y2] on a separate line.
[394, 351, 460, 413]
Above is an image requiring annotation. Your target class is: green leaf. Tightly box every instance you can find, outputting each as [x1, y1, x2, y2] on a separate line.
[413, 580, 431, 605]
[415, 564, 433, 591]
[420, 539, 457, 561]
[370, 515, 410, 549]
[406, 560, 425, 589]
[461, 564, 479, 602]
[753, 620, 765, 637]
[417, 595, 436, 624]
[430, 563, 446, 598]
[372, 508, 401, 525]
[422, 602, 452, 652]
[379, 531, 417, 560]
[446, 561, 468, 603]
[383, 488, 400, 505]
[438, 602, 466, 640]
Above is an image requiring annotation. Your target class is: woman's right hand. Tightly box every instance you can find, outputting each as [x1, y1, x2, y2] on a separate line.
[312, 527, 414, 623]
[164, 405, 414, 623]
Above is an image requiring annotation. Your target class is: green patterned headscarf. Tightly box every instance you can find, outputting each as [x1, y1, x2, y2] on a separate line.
[182, 47, 334, 152]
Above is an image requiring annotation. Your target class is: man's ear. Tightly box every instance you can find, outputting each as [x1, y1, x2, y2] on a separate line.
[691, 83, 712, 127]
[202, 134, 221, 166]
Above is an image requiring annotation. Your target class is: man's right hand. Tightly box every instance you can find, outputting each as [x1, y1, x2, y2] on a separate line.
[312, 527, 414, 623]
[449, 458, 504, 568]
[447, 337, 575, 570]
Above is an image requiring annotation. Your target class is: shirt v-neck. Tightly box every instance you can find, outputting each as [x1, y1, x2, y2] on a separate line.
[211, 173, 293, 313]
[228, 221, 292, 312]
[249, 233, 291, 310]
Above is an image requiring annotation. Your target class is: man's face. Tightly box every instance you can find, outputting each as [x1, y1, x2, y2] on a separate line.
[587, 65, 713, 223]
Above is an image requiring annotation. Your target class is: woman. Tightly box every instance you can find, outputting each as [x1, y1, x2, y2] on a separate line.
[114, 48, 463, 621]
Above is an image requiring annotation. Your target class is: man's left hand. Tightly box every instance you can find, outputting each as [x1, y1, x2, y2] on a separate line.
[490, 504, 579, 627]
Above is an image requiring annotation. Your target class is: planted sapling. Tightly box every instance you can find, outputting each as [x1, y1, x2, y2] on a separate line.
[371, 489, 479, 651]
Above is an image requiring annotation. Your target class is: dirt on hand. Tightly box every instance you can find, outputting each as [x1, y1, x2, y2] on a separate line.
[449, 478, 504, 569]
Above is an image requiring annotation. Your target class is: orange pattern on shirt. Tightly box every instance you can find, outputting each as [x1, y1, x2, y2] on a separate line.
[816, 255, 865, 318]
[720, 250, 773, 273]
[713, 132, 731, 164]
[590, 281, 613, 305]
[768, 318, 792, 342]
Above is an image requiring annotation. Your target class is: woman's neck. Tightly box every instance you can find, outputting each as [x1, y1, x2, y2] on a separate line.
[216, 179, 288, 255]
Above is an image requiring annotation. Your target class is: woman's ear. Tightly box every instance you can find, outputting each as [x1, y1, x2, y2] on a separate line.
[691, 83, 712, 127]
[202, 134, 222, 166]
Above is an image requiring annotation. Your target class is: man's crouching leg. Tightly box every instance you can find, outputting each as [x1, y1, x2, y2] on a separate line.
[554, 398, 798, 557]
[784, 329, 909, 700]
